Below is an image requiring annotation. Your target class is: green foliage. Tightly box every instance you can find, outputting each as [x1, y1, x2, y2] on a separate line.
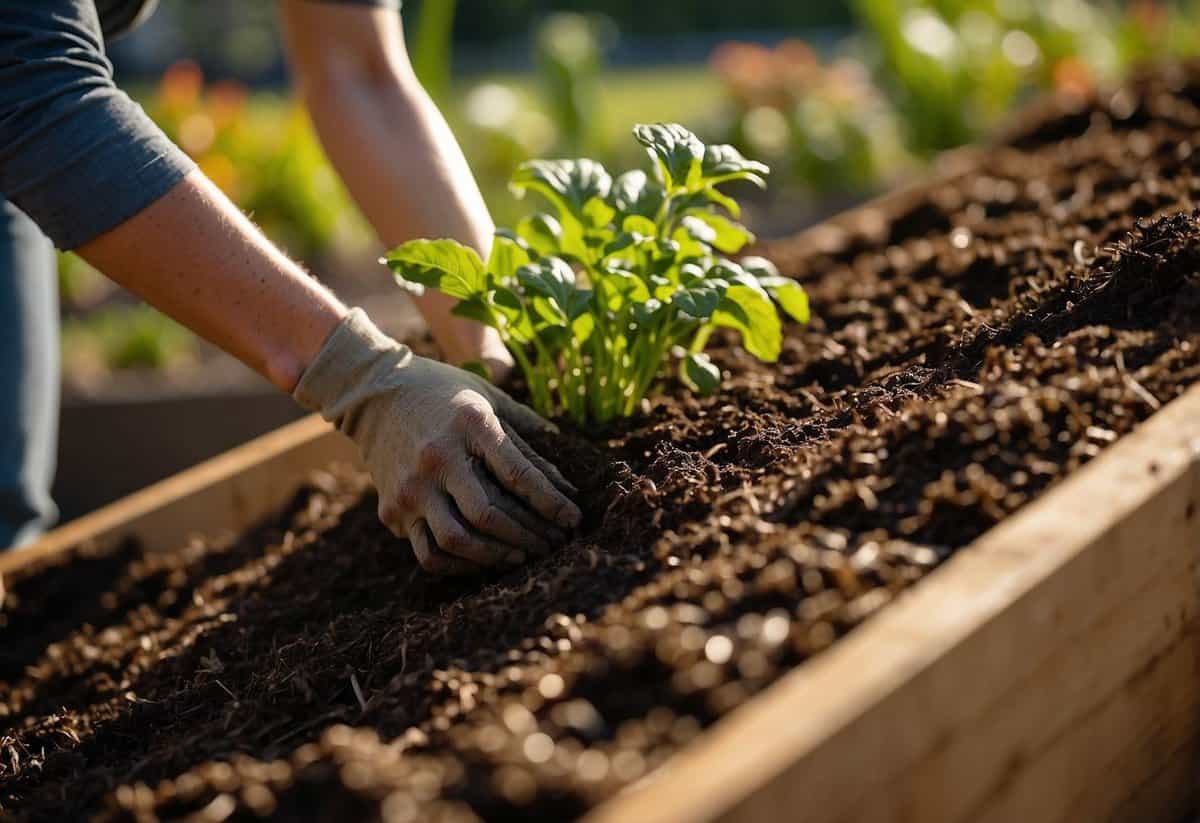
[144, 61, 367, 261]
[535, 12, 614, 155]
[852, 0, 1200, 155]
[57, 253, 111, 309]
[411, 0, 458, 102]
[709, 40, 909, 198]
[385, 124, 809, 426]
[62, 305, 194, 373]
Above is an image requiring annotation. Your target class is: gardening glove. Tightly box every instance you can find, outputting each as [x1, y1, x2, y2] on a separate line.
[294, 309, 581, 575]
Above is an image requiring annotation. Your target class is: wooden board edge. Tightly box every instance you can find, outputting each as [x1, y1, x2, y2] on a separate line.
[0, 414, 357, 578]
[774, 146, 980, 256]
[585, 384, 1200, 823]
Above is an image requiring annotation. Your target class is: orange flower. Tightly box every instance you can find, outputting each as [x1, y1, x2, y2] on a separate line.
[178, 112, 216, 157]
[1052, 57, 1094, 98]
[208, 81, 248, 130]
[711, 42, 777, 108]
[158, 60, 203, 113]
[1129, 0, 1168, 35]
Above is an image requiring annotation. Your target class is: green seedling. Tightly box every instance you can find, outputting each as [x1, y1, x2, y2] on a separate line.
[384, 122, 809, 426]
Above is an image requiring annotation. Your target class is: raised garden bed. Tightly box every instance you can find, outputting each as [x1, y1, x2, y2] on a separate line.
[53, 293, 426, 522]
[3, 64, 1200, 821]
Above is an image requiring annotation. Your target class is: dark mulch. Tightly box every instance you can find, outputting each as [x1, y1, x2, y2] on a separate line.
[3, 64, 1200, 822]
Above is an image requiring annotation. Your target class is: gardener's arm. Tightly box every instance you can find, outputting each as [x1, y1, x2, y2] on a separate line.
[278, 0, 513, 376]
[0, 1, 579, 573]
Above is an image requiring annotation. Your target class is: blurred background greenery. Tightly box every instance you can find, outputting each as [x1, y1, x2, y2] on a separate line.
[62, 0, 1200, 385]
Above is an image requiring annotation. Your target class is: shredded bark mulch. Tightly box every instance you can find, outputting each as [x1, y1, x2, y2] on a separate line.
[3, 64, 1200, 822]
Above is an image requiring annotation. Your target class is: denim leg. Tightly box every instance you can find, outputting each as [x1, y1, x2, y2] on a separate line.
[0, 196, 59, 550]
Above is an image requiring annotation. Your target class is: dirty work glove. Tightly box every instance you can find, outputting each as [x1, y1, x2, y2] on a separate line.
[294, 309, 581, 575]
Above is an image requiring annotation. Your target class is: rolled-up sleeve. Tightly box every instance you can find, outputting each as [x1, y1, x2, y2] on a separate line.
[0, 1, 195, 249]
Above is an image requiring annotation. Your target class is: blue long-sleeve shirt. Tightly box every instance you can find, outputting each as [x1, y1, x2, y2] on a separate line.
[0, 0, 398, 250]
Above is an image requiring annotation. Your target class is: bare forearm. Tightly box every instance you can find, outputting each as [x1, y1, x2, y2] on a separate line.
[76, 171, 346, 391]
[309, 80, 495, 359]
[279, 2, 502, 367]
[305, 68, 493, 254]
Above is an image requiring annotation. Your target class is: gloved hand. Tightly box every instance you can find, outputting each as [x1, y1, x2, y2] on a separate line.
[294, 309, 581, 575]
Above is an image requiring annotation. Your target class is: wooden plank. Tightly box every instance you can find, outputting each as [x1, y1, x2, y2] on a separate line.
[586, 383, 1200, 823]
[0, 222, 1194, 822]
[0, 414, 358, 579]
[780, 147, 979, 256]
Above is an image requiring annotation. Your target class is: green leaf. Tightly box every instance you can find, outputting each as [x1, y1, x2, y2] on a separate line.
[759, 277, 811, 324]
[633, 123, 705, 190]
[532, 295, 568, 326]
[602, 232, 639, 261]
[384, 238, 486, 300]
[677, 261, 707, 284]
[488, 233, 532, 285]
[518, 257, 590, 322]
[582, 196, 616, 229]
[740, 255, 780, 280]
[572, 312, 595, 344]
[681, 352, 721, 395]
[610, 169, 666, 220]
[511, 159, 613, 225]
[714, 284, 782, 361]
[387, 118, 773, 426]
[682, 213, 755, 254]
[631, 298, 664, 326]
[601, 269, 651, 310]
[669, 223, 713, 262]
[622, 215, 658, 237]
[701, 187, 742, 219]
[516, 213, 565, 258]
[451, 296, 497, 327]
[672, 278, 726, 319]
[648, 275, 674, 301]
[701, 144, 770, 188]
[492, 287, 535, 342]
[707, 259, 768, 297]
[743, 255, 807, 323]
[673, 188, 741, 219]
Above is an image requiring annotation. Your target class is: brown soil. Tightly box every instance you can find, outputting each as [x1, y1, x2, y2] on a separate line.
[5, 64, 1200, 822]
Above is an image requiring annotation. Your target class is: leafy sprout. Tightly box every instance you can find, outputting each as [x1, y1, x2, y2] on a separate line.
[384, 122, 810, 426]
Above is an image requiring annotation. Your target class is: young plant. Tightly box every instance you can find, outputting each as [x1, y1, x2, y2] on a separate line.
[384, 122, 810, 426]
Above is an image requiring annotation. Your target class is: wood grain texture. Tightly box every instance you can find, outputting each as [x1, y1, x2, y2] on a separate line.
[1, 365, 1196, 823]
[585, 384, 1200, 823]
[0, 414, 358, 579]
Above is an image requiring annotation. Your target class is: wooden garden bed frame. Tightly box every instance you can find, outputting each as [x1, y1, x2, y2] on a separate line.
[3, 155, 1197, 818]
[3, 388, 1195, 823]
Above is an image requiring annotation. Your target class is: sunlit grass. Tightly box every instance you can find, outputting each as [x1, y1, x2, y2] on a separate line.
[458, 65, 720, 153]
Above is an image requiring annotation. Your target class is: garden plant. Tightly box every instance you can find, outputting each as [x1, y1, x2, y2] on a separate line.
[8, 34, 1200, 823]
[384, 123, 810, 426]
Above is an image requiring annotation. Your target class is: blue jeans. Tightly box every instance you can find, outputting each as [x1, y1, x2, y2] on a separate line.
[0, 195, 59, 549]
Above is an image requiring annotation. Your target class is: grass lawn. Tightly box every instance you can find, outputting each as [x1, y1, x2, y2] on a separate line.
[457, 64, 721, 152]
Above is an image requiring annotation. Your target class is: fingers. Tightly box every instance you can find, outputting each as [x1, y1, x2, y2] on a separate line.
[489, 390, 560, 437]
[445, 461, 557, 554]
[425, 495, 527, 568]
[472, 423, 583, 530]
[407, 519, 482, 577]
[475, 466, 568, 545]
[501, 422, 578, 496]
